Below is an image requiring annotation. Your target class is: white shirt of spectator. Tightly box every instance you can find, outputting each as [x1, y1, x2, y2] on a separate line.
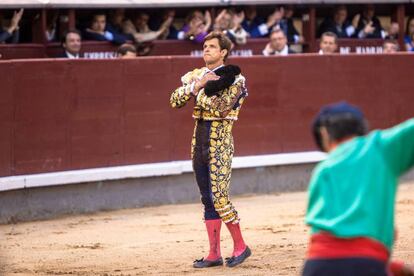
[263, 45, 289, 56]
[65, 51, 80, 59]
[104, 31, 114, 41]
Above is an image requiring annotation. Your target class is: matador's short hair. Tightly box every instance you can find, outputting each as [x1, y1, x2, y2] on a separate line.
[204, 31, 233, 62]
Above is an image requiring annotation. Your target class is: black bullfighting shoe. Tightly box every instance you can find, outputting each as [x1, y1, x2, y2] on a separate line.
[193, 257, 223, 268]
[225, 246, 252, 267]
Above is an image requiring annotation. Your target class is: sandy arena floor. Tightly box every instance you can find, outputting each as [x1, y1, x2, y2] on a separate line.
[0, 183, 413, 276]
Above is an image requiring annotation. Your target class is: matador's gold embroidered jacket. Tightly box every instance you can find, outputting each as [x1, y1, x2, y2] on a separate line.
[170, 67, 247, 120]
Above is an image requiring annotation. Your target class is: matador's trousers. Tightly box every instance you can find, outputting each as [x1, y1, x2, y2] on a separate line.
[192, 119, 239, 223]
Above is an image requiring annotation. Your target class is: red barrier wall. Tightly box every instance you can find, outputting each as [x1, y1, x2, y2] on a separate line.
[0, 54, 413, 177]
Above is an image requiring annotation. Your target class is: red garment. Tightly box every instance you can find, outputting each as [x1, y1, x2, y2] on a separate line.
[307, 232, 389, 261]
[226, 222, 247, 257]
[205, 219, 222, 260]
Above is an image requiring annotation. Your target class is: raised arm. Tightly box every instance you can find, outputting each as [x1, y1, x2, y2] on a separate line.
[380, 118, 414, 177]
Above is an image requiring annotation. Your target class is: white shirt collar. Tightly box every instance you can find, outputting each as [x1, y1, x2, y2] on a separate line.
[318, 49, 324, 55]
[274, 45, 289, 56]
[66, 51, 80, 59]
[206, 64, 224, 73]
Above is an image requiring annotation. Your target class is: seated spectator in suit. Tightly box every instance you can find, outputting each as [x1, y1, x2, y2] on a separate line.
[404, 17, 414, 52]
[177, 10, 211, 43]
[382, 39, 399, 54]
[117, 43, 137, 59]
[121, 12, 173, 43]
[262, 29, 296, 56]
[354, 4, 385, 39]
[60, 29, 82, 58]
[318, 5, 357, 38]
[83, 12, 127, 45]
[0, 9, 23, 44]
[318, 32, 338, 55]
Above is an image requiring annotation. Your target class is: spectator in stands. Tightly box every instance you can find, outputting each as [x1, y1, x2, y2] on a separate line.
[405, 33, 414, 52]
[107, 9, 134, 42]
[117, 43, 137, 58]
[283, 5, 304, 44]
[318, 5, 357, 38]
[149, 9, 179, 40]
[242, 7, 285, 39]
[178, 10, 212, 43]
[242, 6, 302, 44]
[229, 9, 249, 45]
[83, 12, 127, 45]
[262, 29, 295, 56]
[241, 6, 266, 38]
[122, 12, 173, 43]
[0, 9, 23, 44]
[318, 32, 338, 55]
[45, 11, 59, 42]
[382, 39, 399, 54]
[405, 17, 414, 51]
[214, 9, 249, 45]
[354, 4, 385, 39]
[133, 12, 151, 33]
[59, 29, 82, 58]
[385, 22, 399, 40]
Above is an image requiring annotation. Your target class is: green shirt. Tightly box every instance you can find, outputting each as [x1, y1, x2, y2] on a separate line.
[306, 119, 414, 251]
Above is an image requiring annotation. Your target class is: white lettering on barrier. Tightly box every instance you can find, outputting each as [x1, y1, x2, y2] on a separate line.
[191, 49, 253, 57]
[355, 46, 383, 54]
[84, 51, 117, 59]
[231, 49, 253, 57]
[339, 47, 351, 54]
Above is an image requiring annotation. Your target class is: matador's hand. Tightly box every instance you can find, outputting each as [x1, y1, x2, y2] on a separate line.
[193, 72, 220, 96]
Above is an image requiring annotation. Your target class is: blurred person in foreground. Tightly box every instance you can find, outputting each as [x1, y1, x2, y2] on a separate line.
[302, 102, 414, 276]
[318, 32, 338, 55]
[170, 31, 250, 269]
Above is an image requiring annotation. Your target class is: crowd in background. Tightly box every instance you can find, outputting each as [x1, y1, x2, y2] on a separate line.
[1, 4, 414, 58]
